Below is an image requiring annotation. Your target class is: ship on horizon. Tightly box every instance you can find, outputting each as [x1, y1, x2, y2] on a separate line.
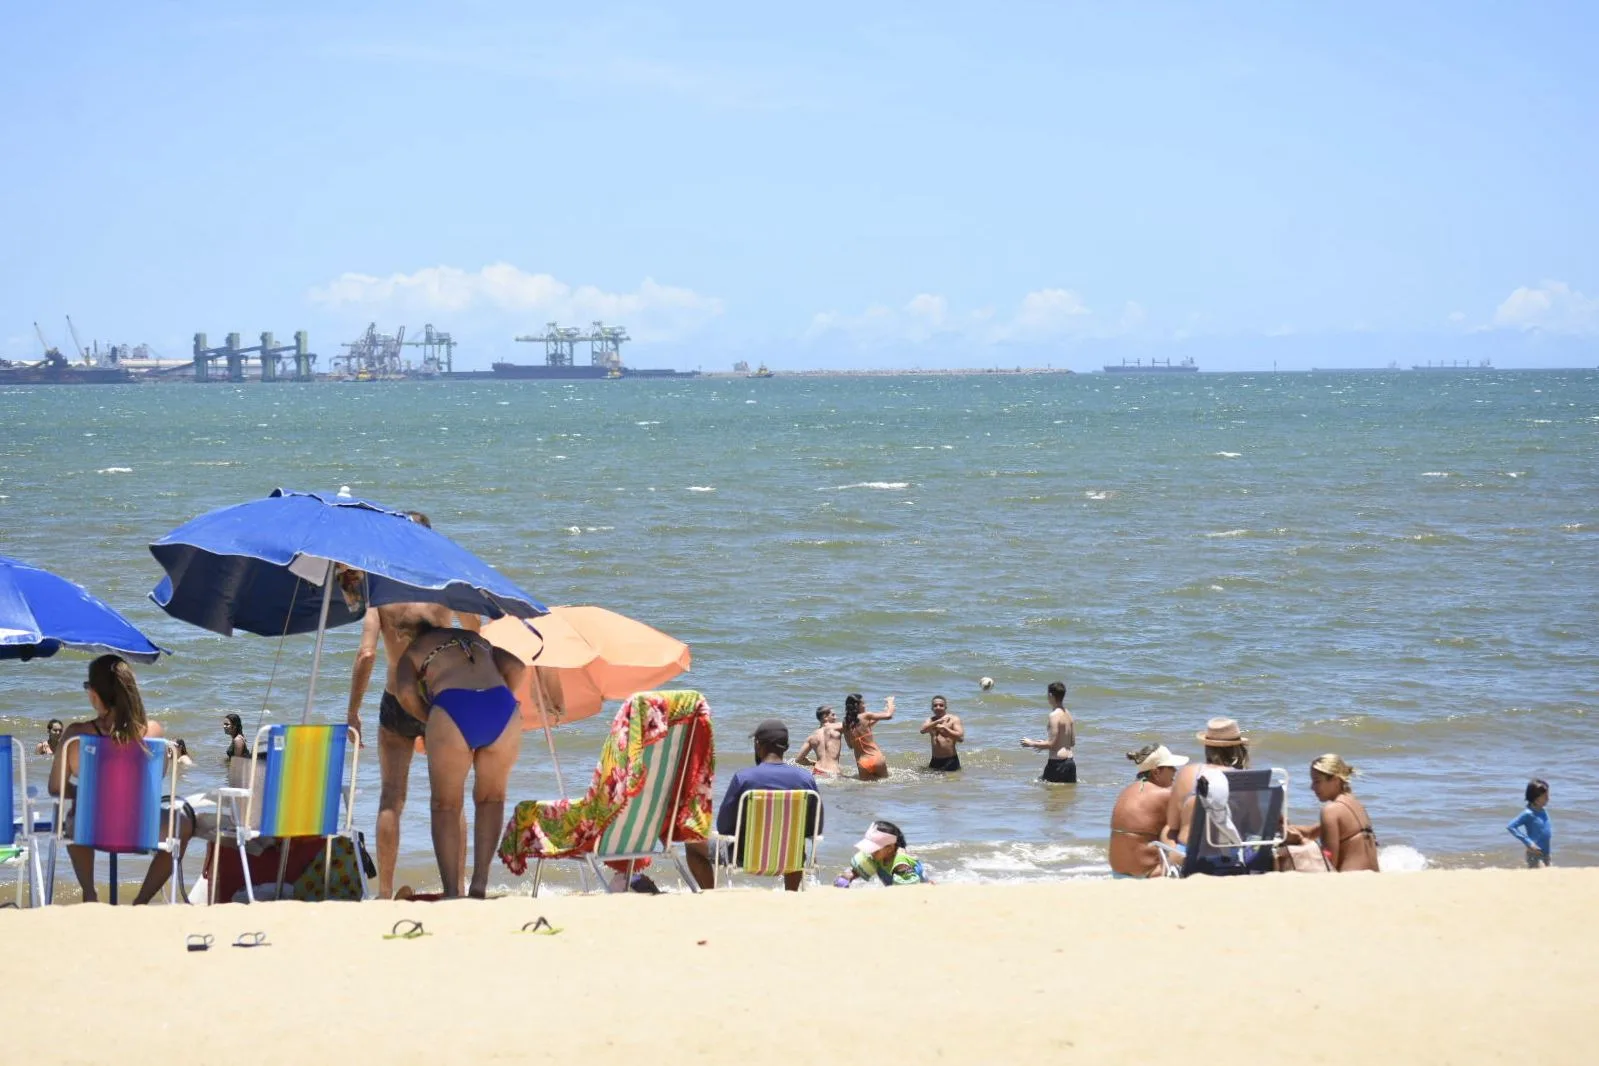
[1102, 356, 1199, 373]
[1411, 359, 1493, 370]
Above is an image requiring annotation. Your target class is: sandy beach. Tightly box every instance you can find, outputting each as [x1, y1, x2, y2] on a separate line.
[1, 868, 1588, 1065]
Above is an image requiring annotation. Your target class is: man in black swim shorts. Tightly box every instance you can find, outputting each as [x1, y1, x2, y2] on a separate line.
[345, 510, 480, 898]
[920, 695, 965, 772]
[1021, 681, 1077, 784]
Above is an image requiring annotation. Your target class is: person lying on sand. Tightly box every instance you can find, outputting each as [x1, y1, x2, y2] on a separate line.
[835, 820, 930, 886]
[1108, 744, 1187, 879]
[795, 706, 843, 776]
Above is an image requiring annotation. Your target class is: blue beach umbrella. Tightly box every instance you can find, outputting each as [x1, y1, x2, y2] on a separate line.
[149, 488, 546, 722]
[0, 555, 167, 663]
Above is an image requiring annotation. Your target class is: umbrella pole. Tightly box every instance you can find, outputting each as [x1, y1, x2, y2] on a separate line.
[540, 717, 569, 801]
[301, 560, 336, 725]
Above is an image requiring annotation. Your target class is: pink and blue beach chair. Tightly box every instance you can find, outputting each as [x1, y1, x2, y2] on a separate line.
[207, 723, 362, 903]
[710, 788, 824, 890]
[50, 735, 182, 904]
[1, 735, 48, 906]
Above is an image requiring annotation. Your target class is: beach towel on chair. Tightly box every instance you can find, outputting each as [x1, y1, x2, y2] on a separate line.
[497, 691, 715, 875]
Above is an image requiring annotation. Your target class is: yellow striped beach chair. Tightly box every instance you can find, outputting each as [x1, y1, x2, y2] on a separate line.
[712, 789, 823, 889]
[207, 723, 361, 903]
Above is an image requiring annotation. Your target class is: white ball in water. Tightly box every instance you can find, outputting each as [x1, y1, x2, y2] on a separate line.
[979, 676, 994, 690]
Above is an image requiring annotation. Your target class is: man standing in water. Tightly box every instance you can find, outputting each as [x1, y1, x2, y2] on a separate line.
[345, 510, 481, 899]
[795, 705, 844, 776]
[920, 695, 965, 771]
[1020, 681, 1076, 782]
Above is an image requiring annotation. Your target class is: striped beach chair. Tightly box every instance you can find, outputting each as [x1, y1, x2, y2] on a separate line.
[581, 709, 702, 894]
[51, 735, 181, 905]
[1, 735, 47, 906]
[712, 789, 823, 889]
[208, 723, 362, 903]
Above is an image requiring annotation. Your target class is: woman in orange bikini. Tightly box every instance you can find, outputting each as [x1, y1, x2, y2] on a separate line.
[842, 693, 895, 780]
[1287, 754, 1380, 872]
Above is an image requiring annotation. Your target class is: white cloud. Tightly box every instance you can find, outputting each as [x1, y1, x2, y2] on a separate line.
[806, 288, 1125, 348]
[309, 263, 724, 341]
[1492, 281, 1599, 335]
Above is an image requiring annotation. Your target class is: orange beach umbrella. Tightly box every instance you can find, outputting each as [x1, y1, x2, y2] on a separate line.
[482, 606, 692, 730]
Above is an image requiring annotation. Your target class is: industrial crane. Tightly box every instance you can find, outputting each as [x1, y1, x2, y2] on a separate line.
[65, 315, 87, 363]
[32, 321, 66, 366]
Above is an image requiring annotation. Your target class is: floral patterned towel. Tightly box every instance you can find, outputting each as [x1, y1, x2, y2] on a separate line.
[498, 690, 715, 875]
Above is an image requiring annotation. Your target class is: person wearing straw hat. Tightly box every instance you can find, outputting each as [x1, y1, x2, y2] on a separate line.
[1287, 755, 1380, 872]
[1108, 744, 1188, 878]
[1165, 717, 1251, 847]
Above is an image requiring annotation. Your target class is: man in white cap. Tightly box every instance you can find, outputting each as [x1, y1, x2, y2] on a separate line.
[1108, 743, 1189, 878]
[684, 718, 821, 890]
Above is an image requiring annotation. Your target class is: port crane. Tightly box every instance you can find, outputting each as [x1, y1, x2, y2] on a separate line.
[513, 321, 629, 369]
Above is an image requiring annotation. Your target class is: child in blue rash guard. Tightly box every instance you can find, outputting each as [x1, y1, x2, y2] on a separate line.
[834, 820, 931, 886]
[1506, 778, 1552, 867]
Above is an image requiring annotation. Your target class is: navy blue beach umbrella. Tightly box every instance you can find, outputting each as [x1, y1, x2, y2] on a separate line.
[0, 555, 167, 663]
[149, 488, 546, 721]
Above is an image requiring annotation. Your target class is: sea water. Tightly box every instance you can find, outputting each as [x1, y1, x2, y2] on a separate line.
[2, 369, 1595, 892]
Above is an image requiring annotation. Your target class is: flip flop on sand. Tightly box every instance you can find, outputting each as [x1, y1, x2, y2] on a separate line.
[384, 919, 430, 940]
[186, 934, 214, 953]
[233, 931, 270, 948]
[517, 917, 563, 936]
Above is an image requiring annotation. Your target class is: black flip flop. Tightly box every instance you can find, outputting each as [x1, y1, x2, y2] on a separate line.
[186, 934, 214, 952]
[233, 931, 270, 948]
[384, 919, 429, 940]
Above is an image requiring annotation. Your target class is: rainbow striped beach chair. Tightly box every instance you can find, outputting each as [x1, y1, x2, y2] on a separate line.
[711, 788, 824, 889]
[208, 723, 362, 904]
[51, 735, 181, 905]
[1, 735, 48, 906]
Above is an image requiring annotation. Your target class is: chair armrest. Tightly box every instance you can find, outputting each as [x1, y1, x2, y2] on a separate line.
[217, 787, 251, 798]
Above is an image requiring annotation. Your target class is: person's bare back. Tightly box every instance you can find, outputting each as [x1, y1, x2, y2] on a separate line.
[796, 710, 844, 775]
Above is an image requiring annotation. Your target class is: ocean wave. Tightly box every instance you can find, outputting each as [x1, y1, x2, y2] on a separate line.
[1084, 490, 1116, 500]
[97, 467, 133, 474]
[1206, 529, 1251, 538]
[1215, 451, 1242, 459]
[826, 482, 910, 491]
[686, 486, 717, 492]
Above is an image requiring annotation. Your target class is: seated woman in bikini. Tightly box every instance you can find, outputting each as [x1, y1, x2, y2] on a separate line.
[1286, 754, 1380, 872]
[841, 693, 895, 780]
[1108, 744, 1189, 878]
[48, 654, 191, 904]
[395, 623, 527, 898]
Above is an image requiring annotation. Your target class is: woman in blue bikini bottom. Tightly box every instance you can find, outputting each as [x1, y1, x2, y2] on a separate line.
[397, 625, 527, 899]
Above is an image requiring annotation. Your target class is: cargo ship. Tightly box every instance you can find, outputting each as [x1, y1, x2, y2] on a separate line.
[1411, 360, 1492, 371]
[0, 350, 135, 384]
[1103, 357, 1198, 373]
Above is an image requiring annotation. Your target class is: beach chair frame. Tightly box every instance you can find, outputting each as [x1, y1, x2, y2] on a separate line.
[207, 723, 362, 904]
[530, 711, 704, 897]
[1, 735, 48, 907]
[50, 735, 181, 905]
[1157, 767, 1288, 878]
[710, 788, 824, 890]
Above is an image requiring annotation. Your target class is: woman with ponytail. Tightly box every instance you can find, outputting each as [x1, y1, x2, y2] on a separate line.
[49, 654, 187, 903]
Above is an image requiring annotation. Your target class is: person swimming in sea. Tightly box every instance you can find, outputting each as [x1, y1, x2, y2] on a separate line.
[834, 820, 930, 886]
[394, 623, 527, 898]
[842, 693, 895, 780]
[1506, 778, 1551, 868]
[795, 705, 844, 776]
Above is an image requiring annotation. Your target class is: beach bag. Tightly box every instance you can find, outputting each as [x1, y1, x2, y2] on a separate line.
[287, 834, 374, 901]
[1276, 841, 1332, 873]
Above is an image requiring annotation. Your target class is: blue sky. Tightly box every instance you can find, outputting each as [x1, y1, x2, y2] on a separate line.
[3, 2, 1596, 371]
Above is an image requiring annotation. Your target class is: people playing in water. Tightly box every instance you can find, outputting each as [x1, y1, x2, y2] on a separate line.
[1021, 681, 1076, 783]
[1165, 717, 1250, 847]
[172, 738, 195, 769]
[842, 693, 895, 780]
[345, 509, 482, 899]
[795, 705, 844, 776]
[221, 713, 249, 762]
[920, 695, 965, 772]
[394, 623, 526, 899]
[1506, 778, 1551, 868]
[1108, 744, 1188, 878]
[835, 820, 930, 886]
[36, 718, 64, 756]
[1286, 754, 1379, 872]
[48, 654, 190, 904]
